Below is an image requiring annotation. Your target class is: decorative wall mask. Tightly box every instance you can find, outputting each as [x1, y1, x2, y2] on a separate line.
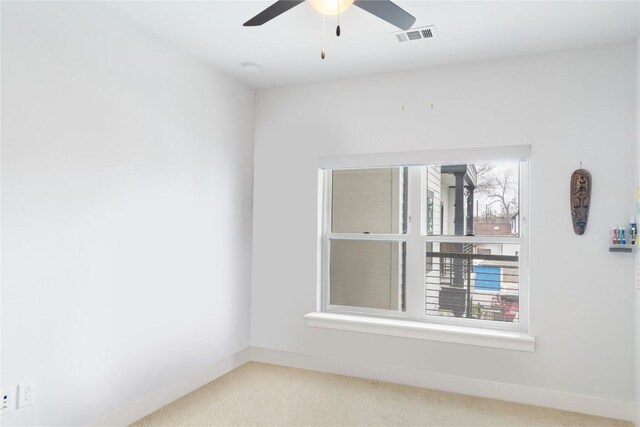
[570, 168, 592, 235]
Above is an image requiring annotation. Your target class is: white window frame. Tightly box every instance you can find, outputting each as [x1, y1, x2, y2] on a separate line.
[311, 146, 534, 351]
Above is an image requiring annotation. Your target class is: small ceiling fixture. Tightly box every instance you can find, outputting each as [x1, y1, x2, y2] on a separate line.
[240, 62, 261, 73]
[244, 0, 416, 59]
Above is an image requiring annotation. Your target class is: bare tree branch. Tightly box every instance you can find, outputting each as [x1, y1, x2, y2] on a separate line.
[475, 164, 519, 221]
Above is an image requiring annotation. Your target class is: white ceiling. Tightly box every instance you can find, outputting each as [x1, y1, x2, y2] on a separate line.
[106, 1, 640, 89]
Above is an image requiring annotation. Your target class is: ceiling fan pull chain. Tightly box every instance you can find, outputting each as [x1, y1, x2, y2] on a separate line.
[321, 16, 326, 59]
[336, 1, 341, 37]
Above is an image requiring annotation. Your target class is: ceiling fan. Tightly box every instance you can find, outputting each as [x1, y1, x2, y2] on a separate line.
[244, 0, 416, 32]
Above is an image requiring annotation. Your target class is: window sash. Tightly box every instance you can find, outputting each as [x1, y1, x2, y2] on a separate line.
[325, 238, 407, 315]
[328, 234, 408, 241]
[322, 166, 411, 315]
[320, 158, 529, 333]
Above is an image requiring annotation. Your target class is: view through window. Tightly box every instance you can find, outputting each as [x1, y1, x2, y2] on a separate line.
[323, 160, 526, 328]
[424, 162, 521, 323]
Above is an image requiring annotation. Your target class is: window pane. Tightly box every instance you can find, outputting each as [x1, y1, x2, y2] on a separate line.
[426, 162, 519, 237]
[332, 168, 407, 234]
[330, 240, 406, 311]
[425, 242, 519, 323]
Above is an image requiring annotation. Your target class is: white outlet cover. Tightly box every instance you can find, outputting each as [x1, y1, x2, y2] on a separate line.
[1, 387, 15, 415]
[17, 382, 34, 409]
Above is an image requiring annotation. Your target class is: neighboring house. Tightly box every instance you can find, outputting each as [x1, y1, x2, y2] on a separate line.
[330, 168, 405, 311]
[473, 222, 513, 236]
[469, 222, 520, 322]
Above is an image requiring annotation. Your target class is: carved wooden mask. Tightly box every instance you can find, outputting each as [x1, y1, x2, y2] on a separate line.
[570, 169, 591, 235]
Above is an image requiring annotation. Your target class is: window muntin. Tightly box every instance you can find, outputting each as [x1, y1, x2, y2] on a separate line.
[322, 158, 528, 331]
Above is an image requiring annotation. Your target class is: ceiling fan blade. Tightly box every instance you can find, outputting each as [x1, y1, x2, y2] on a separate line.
[353, 0, 416, 30]
[243, 0, 305, 26]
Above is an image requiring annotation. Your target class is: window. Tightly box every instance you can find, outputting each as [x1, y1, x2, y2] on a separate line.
[326, 167, 407, 314]
[319, 148, 529, 336]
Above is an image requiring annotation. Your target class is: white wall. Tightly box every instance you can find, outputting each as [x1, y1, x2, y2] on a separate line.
[252, 43, 636, 410]
[1, 2, 254, 425]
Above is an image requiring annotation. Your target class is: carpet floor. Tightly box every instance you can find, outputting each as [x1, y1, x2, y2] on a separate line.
[132, 362, 630, 426]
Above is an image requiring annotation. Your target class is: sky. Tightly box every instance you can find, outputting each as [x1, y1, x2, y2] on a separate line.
[473, 161, 519, 222]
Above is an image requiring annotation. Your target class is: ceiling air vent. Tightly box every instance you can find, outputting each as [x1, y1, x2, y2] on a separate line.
[395, 33, 408, 43]
[393, 25, 437, 43]
[406, 30, 422, 40]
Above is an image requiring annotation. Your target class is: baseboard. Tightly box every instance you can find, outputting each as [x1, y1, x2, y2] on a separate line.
[90, 346, 633, 425]
[250, 347, 633, 422]
[91, 348, 251, 426]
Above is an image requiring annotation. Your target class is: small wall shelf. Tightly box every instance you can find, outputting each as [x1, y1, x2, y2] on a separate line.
[609, 245, 635, 253]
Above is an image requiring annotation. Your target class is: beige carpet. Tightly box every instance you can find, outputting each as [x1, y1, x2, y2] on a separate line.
[132, 362, 630, 426]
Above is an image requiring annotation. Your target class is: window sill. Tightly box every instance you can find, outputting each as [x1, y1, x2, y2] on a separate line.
[304, 312, 535, 352]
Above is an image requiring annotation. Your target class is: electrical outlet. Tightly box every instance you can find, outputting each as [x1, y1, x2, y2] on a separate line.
[1, 388, 15, 415]
[17, 382, 34, 409]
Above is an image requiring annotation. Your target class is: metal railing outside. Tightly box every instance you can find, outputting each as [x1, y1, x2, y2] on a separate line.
[425, 250, 519, 323]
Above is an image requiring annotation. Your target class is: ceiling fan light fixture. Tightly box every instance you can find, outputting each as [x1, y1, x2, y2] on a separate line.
[308, 0, 354, 16]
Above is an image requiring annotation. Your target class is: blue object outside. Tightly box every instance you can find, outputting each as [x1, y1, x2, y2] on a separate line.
[475, 265, 500, 291]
